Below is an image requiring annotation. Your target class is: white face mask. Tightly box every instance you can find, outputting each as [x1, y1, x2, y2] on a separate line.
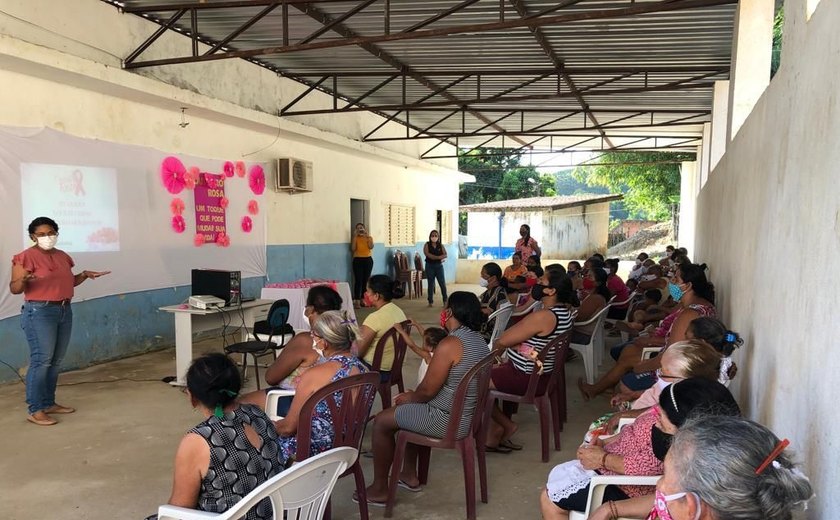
[641, 274, 657, 282]
[312, 337, 325, 357]
[605, 268, 612, 275]
[478, 278, 489, 288]
[655, 378, 670, 392]
[36, 235, 58, 250]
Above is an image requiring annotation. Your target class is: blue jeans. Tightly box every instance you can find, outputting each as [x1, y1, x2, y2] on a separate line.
[425, 262, 448, 304]
[22, 301, 73, 414]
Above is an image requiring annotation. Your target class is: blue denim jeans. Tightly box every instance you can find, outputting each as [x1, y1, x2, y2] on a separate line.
[425, 262, 448, 305]
[21, 301, 73, 414]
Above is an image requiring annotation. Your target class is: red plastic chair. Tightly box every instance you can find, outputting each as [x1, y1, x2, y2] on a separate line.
[488, 331, 571, 462]
[294, 372, 380, 520]
[368, 321, 410, 412]
[384, 352, 496, 520]
[413, 252, 425, 298]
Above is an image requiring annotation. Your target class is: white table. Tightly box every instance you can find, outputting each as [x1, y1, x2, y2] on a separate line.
[260, 282, 355, 332]
[159, 299, 273, 386]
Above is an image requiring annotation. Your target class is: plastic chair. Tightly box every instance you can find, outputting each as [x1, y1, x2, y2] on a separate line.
[604, 294, 634, 328]
[156, 446, 357, 520]
[384, 352, 496, 520]
[413, 252, 424, 298]
[225, 299, 295, 390]
[567, 474, 660, 520]
[488, 331, 571, 462]
[369, 322, 410, 412]
[292, 372, 380, 520]
[392, 251, 415, 299]
[487, 302, 514, 350]
[569, 305, 612, 385]
[265, 389, 296, 421]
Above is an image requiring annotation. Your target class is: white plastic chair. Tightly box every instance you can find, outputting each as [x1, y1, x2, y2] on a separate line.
[570, 305, 612, 384]
[265, 389, 296, 420]
[604, 294, 634, 329]
[511, 299, 543, 319]
[568, 474, 661, 520]
[156, 446, 357, 520]
[641, 347, 662, 360]
[487, 302, 514, 350]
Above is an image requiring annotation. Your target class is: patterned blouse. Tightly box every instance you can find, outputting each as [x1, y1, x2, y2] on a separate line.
[602, 408, 662, 497]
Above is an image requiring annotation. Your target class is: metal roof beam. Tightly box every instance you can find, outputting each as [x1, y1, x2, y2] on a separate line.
[283, 66, 730, 78]
[121, 0, 361, 13]
[401, 0, 482, 33]
[366, 130, 703, 143]
[123, 0, 740, 69]
[203, 3, 279, 56]
[422, 142, 700, 159]
[297, 0, 378, 46]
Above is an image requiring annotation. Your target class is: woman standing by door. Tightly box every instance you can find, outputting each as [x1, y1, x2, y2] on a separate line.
[351, 222, 374, 309]
[424, 229, 448, 307]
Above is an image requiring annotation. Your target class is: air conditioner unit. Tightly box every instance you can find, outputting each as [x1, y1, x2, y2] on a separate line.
[276, 158, 313, 193]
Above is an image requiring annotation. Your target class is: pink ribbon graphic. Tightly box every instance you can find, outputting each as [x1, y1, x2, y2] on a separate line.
[71, 170, 86, 196]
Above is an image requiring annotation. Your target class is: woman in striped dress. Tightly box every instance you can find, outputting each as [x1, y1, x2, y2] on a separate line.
[362, 292, 488, 504]
[486, 265, 578, 451]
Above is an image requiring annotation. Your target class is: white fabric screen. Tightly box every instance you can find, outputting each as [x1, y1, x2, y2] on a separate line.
[0, 127, 267, 320]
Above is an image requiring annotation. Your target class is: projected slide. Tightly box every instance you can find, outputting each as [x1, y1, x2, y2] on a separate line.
[21, 163, 120, 252]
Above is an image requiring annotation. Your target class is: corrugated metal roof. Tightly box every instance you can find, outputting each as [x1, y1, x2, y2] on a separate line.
[104, 0, 737, 155]
[460, 193, 623, 211]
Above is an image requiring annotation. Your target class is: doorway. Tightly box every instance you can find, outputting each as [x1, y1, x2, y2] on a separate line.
[351, 199, 370, 232]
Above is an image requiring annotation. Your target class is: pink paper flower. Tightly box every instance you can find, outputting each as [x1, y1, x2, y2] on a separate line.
[185, 167, 200, 190]
[219, 197, 229, 209]
[248, 199, 259, 215]
[235, 161, 246, 177]
[171, 215, 186, 233]
[215, 232, 230, 247]
[223, 161, 235, 178]
[248, 165, 265, 195]
[170, 198, 185, 215]
[193, 233, 205, 247]
[205, 176, 218, 189]
[241, 216, 253, 233]
[160, 156, 186, 194]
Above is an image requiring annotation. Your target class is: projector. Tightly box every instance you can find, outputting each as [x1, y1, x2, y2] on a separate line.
[189, 295, 226, 309]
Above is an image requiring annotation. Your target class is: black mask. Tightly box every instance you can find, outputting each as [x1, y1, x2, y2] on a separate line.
[530, 284, 547, 300]
[651, 426, 673, 461]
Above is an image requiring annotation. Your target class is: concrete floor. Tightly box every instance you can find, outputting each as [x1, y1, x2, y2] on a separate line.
[0, 284, 614, 520]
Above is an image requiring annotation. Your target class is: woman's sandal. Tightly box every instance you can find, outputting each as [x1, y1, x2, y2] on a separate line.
[485, 444, 513, 454]
[499, 439, 523, 451]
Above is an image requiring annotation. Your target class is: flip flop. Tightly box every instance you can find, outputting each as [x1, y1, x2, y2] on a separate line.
[398, 479, 422, 492]
[499, 439, 523, 451]
[352, 492, 386, 508]
[485, 444, 513, 454]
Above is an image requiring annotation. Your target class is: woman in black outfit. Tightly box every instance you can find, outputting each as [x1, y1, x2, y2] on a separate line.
[423, 229, 448, 307]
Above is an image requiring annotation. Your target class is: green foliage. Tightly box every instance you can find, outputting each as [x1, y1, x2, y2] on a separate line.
[572, 152, 695, 220]
[771, 6, 784, 77]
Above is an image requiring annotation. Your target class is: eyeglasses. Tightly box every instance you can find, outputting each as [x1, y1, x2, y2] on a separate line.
[656, 368, 684, 381]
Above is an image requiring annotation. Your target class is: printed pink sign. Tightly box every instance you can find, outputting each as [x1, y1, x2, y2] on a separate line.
[194, 173, 226, 244]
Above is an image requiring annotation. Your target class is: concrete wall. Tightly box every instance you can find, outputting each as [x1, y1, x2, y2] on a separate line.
[0, 1, 461, 382]
[693, 1, 838, 515]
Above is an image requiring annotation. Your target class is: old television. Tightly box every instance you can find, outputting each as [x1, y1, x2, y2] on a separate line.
[191, 269, 241, 307]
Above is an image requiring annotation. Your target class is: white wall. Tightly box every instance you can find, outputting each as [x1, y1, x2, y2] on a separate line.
[694, 1, 838, 515]
[543, 203, 611, 258]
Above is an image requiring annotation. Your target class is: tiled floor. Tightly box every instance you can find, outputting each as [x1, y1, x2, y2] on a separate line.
[0, 284, 615, 520]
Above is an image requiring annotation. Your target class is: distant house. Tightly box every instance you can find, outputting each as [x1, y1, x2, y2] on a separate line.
[460, 194, 623, 260]
[609, 220, 659, 246]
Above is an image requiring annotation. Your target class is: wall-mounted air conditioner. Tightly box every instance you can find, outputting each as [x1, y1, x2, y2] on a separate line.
[275, 158, 313, 193]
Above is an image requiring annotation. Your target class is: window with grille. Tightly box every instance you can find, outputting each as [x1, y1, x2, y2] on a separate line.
[440, 210, 453, 243]
[386, 204, 415, 246]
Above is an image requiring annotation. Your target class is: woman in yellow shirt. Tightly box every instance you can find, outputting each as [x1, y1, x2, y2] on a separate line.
[350, 222, 374, 308]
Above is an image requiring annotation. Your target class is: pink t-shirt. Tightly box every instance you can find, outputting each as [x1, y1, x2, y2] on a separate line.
[12, 247, 75, 301]
[607, 275, 630, 307]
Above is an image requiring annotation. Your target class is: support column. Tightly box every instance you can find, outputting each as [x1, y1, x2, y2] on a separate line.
[679, 161, 698, 253]
[710, 80, 730, 170]
[699, 122, 712, 188]
[727, 0, 775, 141]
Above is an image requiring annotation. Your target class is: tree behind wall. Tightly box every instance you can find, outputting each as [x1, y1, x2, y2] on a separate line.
[572, 151, 695, 221]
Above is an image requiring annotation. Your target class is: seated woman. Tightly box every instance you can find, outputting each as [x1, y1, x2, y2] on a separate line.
[274, 310, 368, 466]
[155, 353, 282, 520]
[526, 255, 544, 278]
[478, 262, 509, 341]
[238, 285, 342, 416]
[578, 263, 716, 400]
[566, 260, 582, 278]
[503, 252, 528, 284]
[363, 292, 489, 504]
[587, 416, 813, 520]
[604, 258, 631, 320]
[572, 267, 611, 344]
[540, 378, 741, 520]
[354, 275, 406, 381]
[486, 265, 578, 450]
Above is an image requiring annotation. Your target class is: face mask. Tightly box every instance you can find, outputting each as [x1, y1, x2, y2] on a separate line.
[530, 283, 547, 300]
[36, 235, 58, 250]
[582, 278, 595, 290]
[635, 259, 642, 266]
[655, 378, 670, 392]
[302, 307, 309, 325]
[431, 236, 439, 242]
[647, 489, 701, 520]
[668, 282, 684, 302]
[363, 291, 374, 307]
[478, 278, 489, 288]
[439, 309, 450, 329]
[311, 337, 325, 357]
[605, 268, 612, 275]
[651, 425, 674, 462]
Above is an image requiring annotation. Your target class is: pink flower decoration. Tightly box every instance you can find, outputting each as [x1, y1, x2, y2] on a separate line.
[241, 216, 253, 233]
[223, 161, 235, 178]
[215, 232, 230, 247]
[185, 167, 200, 190]
[249, 165, 265, 195]
[219, 197, 229, 209]
[171, 215, 186, 233]
[161, 156, 186, 194]
[170, 198, 185, 215]
[193, 233, 205, 247]
[248, 200, 259, 215]
[205, 176, 217, 189]
[235, 161, 246, 177]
